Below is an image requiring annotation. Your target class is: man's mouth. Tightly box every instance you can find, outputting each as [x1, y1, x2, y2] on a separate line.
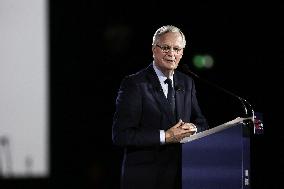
[164, 59, 175, 63]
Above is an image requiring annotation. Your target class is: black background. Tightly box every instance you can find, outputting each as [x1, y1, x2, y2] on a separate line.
[2, 1, 284, 189]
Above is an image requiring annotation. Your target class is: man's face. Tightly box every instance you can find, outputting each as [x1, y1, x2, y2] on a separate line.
[152, 32, 184, 74]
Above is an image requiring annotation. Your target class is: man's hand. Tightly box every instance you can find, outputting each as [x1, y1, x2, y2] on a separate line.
[165, 120, 197, 143]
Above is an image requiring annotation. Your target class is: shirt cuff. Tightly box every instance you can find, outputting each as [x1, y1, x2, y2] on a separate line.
[160, 130, 166, 144]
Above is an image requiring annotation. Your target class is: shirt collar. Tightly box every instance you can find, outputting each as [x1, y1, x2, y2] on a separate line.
[152, 62, 174, 84]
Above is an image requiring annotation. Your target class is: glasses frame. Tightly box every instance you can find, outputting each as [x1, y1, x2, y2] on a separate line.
[156, 44, 183, 54]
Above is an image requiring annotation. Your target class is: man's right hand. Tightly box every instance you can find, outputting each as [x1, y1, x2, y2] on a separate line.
[165, 119, 197, 143]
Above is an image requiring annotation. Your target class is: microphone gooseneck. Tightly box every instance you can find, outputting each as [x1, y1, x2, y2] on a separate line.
[179, 64, 254, 119]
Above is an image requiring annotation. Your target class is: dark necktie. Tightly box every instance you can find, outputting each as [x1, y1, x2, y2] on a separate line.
[164, 78, 176, 115]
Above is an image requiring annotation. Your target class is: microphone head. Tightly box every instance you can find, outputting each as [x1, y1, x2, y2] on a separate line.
[179, 64, 200, 78]
[179, 63, 190, 72]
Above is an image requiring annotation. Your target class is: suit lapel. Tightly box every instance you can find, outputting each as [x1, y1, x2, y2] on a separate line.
[174, 72, 185, 121]
[145, 65, 176, 125]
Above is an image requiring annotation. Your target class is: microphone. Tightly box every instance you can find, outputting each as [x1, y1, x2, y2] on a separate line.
[179, 64, 254, 120]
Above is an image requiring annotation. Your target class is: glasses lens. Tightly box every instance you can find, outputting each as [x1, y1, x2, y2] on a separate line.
[157, 45, 182, 54]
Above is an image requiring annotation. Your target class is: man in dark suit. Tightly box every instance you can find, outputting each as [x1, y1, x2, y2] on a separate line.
[112, 25, 209, 189]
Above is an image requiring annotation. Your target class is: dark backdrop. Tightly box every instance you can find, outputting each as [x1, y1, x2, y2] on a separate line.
[2, 1, 284, 189]
[50, 1, 284, 189]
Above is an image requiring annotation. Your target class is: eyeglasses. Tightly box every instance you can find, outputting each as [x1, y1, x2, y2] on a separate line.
[156, 44, 183, 54]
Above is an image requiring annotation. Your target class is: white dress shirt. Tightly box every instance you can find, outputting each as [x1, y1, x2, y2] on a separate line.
[153, 62, 174, 144]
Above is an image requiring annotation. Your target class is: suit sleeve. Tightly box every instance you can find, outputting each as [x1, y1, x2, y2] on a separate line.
[112, 76, 160, 147]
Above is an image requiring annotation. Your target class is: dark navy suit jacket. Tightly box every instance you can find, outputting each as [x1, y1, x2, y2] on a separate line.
[112, 64, 208, 189]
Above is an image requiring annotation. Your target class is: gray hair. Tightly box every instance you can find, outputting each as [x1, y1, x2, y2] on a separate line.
[152, 25, 186, 48]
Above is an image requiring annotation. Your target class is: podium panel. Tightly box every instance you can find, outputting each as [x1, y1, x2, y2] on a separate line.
[182, 123, 250, 189]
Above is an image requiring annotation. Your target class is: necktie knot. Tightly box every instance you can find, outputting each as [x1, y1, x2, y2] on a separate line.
[164, 78, 173, 99]
[164, 78, 172, 86]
